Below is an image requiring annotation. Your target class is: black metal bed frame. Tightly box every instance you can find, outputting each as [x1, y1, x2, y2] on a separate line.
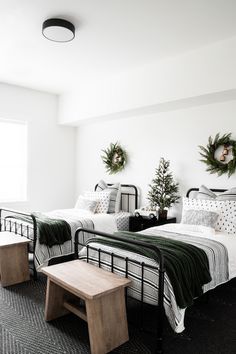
[73, 187, 229, 353]
[0, 186, 228, 352]
[186, 188, 226, 197]
[0, 183, 138, 280]
[74, 226, 165, 354]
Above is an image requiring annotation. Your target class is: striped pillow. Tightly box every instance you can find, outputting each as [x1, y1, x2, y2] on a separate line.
[197, 185, 236, 201]
[197, 185, 216, 200]
[217, 188, 236, 201]
[96, 180, 121, 213]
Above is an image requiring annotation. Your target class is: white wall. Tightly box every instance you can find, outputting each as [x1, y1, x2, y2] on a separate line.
[0, 83, 76, 212]
[76, 99, 236, 220]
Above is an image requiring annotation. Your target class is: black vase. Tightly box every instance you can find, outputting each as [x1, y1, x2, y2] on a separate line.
[159, 209, 168, 220]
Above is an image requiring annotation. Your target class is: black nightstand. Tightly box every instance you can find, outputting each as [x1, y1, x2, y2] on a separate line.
[129, 215, 176, 232]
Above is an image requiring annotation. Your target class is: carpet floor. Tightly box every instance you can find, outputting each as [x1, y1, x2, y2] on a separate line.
[0, 274, 236, 354]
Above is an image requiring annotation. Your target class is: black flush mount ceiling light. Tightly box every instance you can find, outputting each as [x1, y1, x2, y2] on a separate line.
[42, 18, 75, 42]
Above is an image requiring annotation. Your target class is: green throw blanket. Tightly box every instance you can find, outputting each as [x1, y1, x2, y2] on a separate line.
[6, 212, 71, 248]
[87, 231, 212, 308]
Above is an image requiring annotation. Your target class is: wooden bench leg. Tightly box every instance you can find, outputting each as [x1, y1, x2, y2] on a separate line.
[86, 288, 129, 354]
[44, 278, 70, 321]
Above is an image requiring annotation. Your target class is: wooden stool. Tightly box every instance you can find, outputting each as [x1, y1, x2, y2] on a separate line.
[42, 260, 131, 354]
[0, 232, 30, 287]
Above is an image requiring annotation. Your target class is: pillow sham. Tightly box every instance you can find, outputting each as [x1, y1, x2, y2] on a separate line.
[181, 209, 219, 228]
[96, 180, 121, 213]
[197, 185, 236, 201]
[182, 197, 236, 234]
[75, 196, 98, 213]
[84, 191, 111, 214]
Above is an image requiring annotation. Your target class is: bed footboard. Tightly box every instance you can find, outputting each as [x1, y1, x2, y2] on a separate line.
[0, 207, 38, 279]
[74, 227, 165, 354]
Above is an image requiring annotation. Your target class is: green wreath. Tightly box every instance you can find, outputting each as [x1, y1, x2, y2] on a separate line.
[101, 142, 127, 174]
[199, 133, 236, 177]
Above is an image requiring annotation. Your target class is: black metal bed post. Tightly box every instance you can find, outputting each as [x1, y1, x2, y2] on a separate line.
[156, 248, 165, 354]
[31, 214, 38, 280]
[118, 184, 138, 210]
[74, 227, 165, 354]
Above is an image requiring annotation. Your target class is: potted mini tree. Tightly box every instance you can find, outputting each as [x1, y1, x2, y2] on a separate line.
[148, 157, 180, 219]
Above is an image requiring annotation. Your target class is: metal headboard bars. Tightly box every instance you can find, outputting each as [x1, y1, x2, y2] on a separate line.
[74, 227, 165, 354]
[0, 207, 37, 279]
[95, 183, 138, 211]
[186, 188, 227, 198]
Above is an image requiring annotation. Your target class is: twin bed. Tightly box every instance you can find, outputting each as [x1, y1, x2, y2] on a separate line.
[74, 186, 236, 352]
[0, 183, 235, 353]
[0, 183, 138, 273]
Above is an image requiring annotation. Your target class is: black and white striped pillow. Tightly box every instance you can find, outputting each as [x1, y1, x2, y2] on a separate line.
[197, 185, 216, 200]
[217, 188, 236, 201]
[96, 180, 121, 213]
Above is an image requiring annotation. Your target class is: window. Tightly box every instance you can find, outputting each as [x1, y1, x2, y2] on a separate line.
[0, 120, 27, 202]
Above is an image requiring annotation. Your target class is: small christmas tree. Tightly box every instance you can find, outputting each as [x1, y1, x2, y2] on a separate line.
[148, 158, 179, 218]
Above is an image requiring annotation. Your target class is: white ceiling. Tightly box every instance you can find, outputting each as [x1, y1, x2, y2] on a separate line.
[0, 0, 236, 94]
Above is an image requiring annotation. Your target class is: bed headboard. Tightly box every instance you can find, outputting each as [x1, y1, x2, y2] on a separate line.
[186, 188, 227, 198]
[95, 183, 138, 213]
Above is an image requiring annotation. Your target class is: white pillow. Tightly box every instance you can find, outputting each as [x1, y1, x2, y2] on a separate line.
[75, 196, 97, 213]
[182, 197, 236, 234]
[84, 191, 111, 213]
[96, 180, 121, 213]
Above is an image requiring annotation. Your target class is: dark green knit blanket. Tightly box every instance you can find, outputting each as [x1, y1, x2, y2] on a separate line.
[87, 231, 212, 308]
[6, 213, 71, 247]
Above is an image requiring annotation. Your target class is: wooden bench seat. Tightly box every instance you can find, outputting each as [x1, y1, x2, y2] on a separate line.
[42, 260, 131, 354]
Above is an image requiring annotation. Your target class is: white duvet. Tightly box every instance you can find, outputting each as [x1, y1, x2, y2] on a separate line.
[80, 222, 234, 333]
[157, 223, 236, 279]
[46, 208, 118, 234]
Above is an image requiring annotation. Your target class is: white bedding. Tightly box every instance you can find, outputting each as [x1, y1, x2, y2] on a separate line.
[3, 209, 118, 270]
[35, 209, 118, 269]
[158, 223, 236, 279]
[79, 222, 232, 333]
[46, 209, 118, 234]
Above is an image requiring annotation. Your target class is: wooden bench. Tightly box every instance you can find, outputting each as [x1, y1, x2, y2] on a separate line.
[0, 232, 30, 287]
[42, 260, 131, 354]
